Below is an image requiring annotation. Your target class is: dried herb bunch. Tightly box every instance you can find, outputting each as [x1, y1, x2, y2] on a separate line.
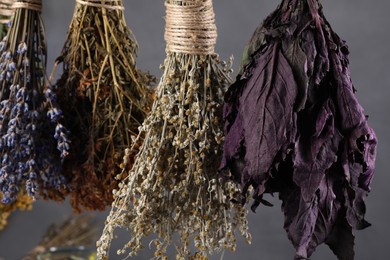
[0, 0, 69, 204]
[54, 0, 154, 211]
[24, 214, 99, 260]
[97, 0, 250, 259]
[0, 190, 32, 230]
[0, 0, 14, 39]
[221, 0, 377, 259]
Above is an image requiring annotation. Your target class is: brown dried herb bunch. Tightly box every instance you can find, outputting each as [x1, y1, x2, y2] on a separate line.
[97, 0, 251, 259]
[0, 0, 14, 39]
[53, 0, 154, 212]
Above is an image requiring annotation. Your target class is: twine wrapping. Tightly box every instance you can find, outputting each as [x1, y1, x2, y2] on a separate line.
[165, 0, 217, 55]
[75, 0, 125, 11]
[12, 0, 42, 12]
[0, 0, 14, 24]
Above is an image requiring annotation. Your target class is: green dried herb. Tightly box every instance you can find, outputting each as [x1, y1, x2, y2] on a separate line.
[52, 0, 154, 212]
[97, 0, 250, 259]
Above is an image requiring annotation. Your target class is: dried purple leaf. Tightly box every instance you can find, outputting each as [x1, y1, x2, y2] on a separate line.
[221, 0, 377, 258]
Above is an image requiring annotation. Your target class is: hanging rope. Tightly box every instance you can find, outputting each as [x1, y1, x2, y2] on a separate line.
[0, 0, 14, 24]
[12, 0, 42, 12]
[75, 0, 124, 11]
[165, 0, 217, 55]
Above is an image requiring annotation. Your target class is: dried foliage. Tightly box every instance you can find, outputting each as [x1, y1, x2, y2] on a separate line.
[98, 0, 251, 255]
[0, 190, 32, 230]
[53, 0, 154, 212]
[98, 52, 250, 259]
[23, 214, 99, 260]
[0, 1, 69, 205]
[221, 0, 377, 259]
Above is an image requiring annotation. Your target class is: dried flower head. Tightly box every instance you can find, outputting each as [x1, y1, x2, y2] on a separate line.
[0, 0, 69, 204]
[0, 190, 32, 230]
[97, 0, 250, 259]
[53, 0, 154, 212]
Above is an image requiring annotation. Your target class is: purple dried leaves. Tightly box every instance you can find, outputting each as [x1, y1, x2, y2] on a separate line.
[221, 0, 377, 259]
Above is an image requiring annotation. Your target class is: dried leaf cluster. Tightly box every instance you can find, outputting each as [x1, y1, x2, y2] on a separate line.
[221, 0, 377, 259]
[53, 0, 154, 211]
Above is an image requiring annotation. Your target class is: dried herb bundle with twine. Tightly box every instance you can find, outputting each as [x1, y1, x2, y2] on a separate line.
[221, 0, 377, 258]
[0, 0, 14, 39]
[0, 0, 69, 204]
[97, 0, 250, 259]
[52, 0, 154, 212]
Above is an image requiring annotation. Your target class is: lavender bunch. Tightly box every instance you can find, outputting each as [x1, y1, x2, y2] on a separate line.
[0, 0, 70, 204]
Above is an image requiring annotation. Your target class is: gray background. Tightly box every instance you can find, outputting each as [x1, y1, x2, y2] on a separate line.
[0, 0, 389, 259]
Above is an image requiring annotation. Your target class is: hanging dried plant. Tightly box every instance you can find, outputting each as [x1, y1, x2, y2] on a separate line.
[52, 0, 154, 212]
[221, 0, 377, 259]
[0, 1, 69, 205]
[97, 0, 250, 259]
[23, 214, 99, 260]
[0, 0, 14, 39]
[0, 190, 32, 230]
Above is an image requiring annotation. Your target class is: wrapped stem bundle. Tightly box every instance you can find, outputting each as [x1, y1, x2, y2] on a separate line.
[221, 0, 377, 259]
[54, 0, 154, 211]
[97, 0, 250, 258]
[0, 1, 69, 204]
[0, 0, 14, 39]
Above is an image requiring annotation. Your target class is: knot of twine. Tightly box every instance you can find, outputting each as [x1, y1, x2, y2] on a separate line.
[12, 0, 42, 12]
[0, 0, 14, 24]
[75, 0, 125, 11]
[165, 0, 217, 55]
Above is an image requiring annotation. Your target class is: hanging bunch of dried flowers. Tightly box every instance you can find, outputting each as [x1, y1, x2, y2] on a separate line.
[0, 0, 14, 39]
[23, 214, 99, 259]
[0, 190, 32, 230]
[97, 0, 251, 258]
[53, 0, 154, 212]
[220, 0, 377, 259]
[0, 0, 69, 205]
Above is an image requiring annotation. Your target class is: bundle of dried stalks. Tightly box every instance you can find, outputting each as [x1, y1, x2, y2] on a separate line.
[0, 0, 68, 206]
[23, 214, 99, 260]
[52, 0, 154, 211]
[97, 0, 250, 259]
